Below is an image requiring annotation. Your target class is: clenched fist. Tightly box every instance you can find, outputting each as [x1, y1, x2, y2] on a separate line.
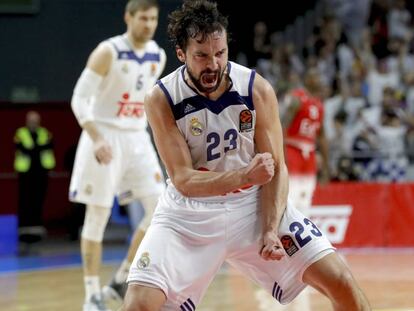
[93, 138, 113, 165]
[244, 152, 274, 186]
[259, 230, 285, 261]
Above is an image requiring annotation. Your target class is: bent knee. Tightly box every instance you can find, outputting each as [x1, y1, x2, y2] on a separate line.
[123, 296, 154, 311]
[123, 284, 165, 311]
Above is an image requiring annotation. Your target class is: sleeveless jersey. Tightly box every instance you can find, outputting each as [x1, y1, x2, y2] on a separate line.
[285, 88, 323, 149]
[158, 62, 259, 201]
[93, 34, 166, 130]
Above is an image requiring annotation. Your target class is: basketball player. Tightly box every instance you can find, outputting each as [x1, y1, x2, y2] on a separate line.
[69, 1, 165, 310]
[283, 69, 330, 216]
[122, 1, 370, 311]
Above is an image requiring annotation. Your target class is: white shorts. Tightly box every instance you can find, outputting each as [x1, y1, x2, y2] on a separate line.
[288, 175, 316, 216]
[69, 124, 165, 208]
[127, 186, 334, 310]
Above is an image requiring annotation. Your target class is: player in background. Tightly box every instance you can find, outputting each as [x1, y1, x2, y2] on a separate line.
[69, 1, 166, 310]
[282, 68, 330, 216]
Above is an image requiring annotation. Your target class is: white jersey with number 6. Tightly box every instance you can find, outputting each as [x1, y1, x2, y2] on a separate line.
[94, 34, 166, 130]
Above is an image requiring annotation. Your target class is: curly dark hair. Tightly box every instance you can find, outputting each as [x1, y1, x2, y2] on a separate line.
[167, 0, 228, 51]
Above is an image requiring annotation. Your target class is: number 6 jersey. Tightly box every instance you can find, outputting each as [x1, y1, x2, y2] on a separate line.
[93, 34, 166, 130]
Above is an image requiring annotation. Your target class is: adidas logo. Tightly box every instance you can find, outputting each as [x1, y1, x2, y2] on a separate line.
[184, 103, 195, 113]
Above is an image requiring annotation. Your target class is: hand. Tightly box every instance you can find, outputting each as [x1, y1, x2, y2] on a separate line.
[245, 153, 274, 186]
[259, 230, 285, 261]
[93, 138, 113, 165]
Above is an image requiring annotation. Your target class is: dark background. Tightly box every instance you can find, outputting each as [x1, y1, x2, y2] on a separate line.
[0, 0, 318, 228]
[0, 0, 319, 102]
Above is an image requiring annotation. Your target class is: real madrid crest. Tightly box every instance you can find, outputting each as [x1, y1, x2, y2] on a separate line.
[121, 63, 129, 73]
[137, 252, 150, 269]
[190, 117, 203, 136]
[84, 184, 93, 195]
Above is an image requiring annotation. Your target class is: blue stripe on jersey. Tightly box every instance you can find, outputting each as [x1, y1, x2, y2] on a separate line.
[168, 92, 254, 120]
[157, 80, 174, 107]
[109, 40, 160, 64]
[248, 70, 256, 103]
[228, 61, 232, 74]
[117, 51, 160, 64]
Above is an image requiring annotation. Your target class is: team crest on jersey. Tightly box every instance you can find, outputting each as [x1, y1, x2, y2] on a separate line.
[121, 63, 129, 73]
[239, 109, 253, 132]
[190, 117, 203, 136]
[137, 252, 150, 269]
[281, 235, 299, 256]
[84, 184, 93, 195]
[154, 172, 162, 183]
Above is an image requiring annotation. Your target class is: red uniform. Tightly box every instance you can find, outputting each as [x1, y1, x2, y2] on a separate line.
[285, 88, 324, 176]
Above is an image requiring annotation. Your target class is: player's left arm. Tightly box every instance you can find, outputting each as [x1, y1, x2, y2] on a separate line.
[253, 74, 289, 261]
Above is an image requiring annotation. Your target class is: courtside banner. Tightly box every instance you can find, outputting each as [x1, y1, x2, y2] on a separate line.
[310, 183, 414, 247]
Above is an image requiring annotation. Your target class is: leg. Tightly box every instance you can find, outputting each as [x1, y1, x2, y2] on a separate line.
[303, 252, 371, 310]
[18, 171, 46, 252]
[103, 195, 159, 302]
[125, 206, 226, 311]
[227, 199, 368, 310]
[81, 204, 111, 310]
[122, 284, 166, 311]
[125, 195, 158, 262]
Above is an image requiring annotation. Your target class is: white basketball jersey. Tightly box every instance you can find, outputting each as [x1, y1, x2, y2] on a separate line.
[158, 61, 259, 201]
[93, 34, 166, 130]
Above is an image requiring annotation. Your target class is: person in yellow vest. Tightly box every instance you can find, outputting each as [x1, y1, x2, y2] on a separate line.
[14, 111, 55, 254]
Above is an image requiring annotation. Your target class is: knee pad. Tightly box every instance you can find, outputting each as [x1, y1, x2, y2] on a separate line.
[137, 194, 159, 231]
[81, 205, 111, 242]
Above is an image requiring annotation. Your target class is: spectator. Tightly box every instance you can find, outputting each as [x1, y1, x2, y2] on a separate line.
[14, 111, 55, 254]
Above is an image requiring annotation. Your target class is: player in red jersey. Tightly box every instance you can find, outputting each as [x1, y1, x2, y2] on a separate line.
[283, 68, 330, 216]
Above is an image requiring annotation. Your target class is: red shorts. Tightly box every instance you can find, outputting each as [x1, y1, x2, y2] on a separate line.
[285, 145, 317, 175]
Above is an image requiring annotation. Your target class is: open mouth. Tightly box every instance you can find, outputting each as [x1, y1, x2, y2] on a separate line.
[201, 72, 217, 86]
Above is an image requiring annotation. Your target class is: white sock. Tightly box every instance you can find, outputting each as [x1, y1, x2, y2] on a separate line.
[114, 259, 131, 283]
[84, 276, 100, 302]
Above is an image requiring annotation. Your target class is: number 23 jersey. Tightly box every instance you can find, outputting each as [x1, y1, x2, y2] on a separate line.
[158, 61, 258, 200]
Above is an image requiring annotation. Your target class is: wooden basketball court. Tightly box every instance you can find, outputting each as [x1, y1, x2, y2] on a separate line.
[1, 248, 413, 310]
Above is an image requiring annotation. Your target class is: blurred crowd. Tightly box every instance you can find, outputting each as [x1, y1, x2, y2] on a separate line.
[242, 0, 414, 182]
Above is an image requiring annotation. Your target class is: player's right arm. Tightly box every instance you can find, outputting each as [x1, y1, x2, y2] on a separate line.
[71, 43, 113, 164]
[145, 86, 274, 197]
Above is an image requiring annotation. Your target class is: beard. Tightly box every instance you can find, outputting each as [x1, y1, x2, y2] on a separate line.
[187, 66, 225, 94]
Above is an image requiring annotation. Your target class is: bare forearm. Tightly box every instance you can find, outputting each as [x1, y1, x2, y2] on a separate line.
[173, 168, 249, 197]
[261, 162, 289, 232]
[82, 121, 103, 142]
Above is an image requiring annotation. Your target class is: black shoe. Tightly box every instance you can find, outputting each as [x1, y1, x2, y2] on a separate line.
[102, 279, 127, 303]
